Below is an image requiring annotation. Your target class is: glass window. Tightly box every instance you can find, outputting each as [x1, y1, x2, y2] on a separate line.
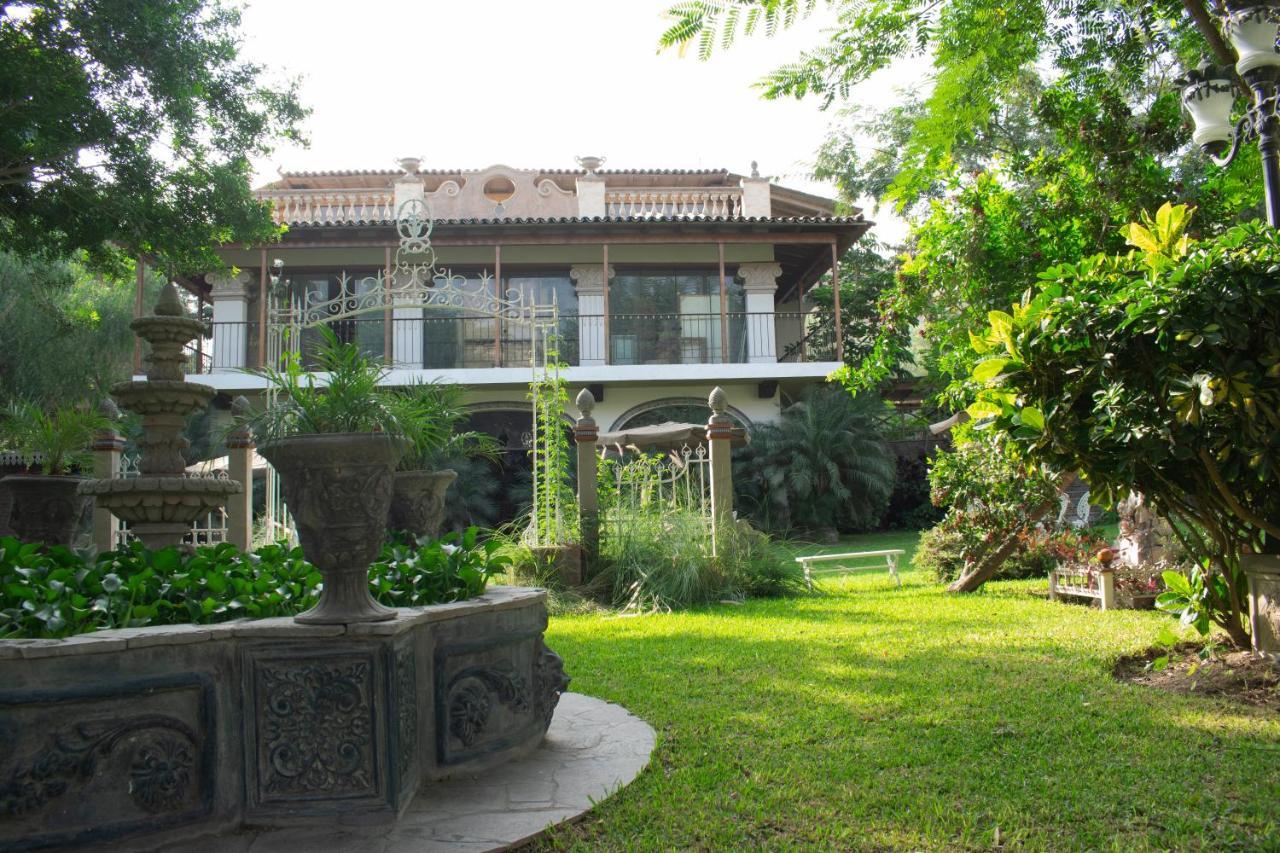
[503, 272, 577, 366]
[609, 269, 745, 364]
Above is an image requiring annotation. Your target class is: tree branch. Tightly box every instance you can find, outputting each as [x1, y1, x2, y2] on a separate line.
[1181, 0, 1236, 67]
[1197, 447, 1280, 540]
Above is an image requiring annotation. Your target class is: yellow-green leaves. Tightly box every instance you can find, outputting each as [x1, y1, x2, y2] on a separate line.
[1122, 202, 1194, 277]
[972, 357, 1012, 383]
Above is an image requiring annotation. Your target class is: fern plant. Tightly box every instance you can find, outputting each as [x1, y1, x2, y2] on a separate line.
[733, 386, 895, 535]
[0, 400, 108, 475]
[239, 327, 404, 443]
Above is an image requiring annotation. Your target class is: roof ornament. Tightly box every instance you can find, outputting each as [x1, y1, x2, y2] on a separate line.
[397, 156, 422, 175]
[575, 155, 606, 175]
[750, 160, 760, 179]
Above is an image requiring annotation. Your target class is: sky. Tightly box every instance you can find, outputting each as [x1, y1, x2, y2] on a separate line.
[237, 0, 926, 243]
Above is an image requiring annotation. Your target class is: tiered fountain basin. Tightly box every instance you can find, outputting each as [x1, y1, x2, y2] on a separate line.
[0, 587, 567, 851]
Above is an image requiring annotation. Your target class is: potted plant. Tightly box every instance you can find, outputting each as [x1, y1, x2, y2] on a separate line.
[240, 328, 407, 624]
[389, 382, 500, 539]
[0, 401, 107, 547]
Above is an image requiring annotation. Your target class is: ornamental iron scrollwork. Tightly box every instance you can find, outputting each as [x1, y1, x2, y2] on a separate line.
[0, 715, 199, 818]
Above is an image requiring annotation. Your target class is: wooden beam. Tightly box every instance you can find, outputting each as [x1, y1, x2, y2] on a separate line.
[224, 231, 854, 249]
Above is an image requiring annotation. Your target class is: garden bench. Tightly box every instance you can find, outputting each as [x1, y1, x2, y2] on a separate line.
[795, 549, 905, 590]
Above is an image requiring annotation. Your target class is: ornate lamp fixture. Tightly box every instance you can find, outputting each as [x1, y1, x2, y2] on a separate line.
[1178, 0, 1280, 225]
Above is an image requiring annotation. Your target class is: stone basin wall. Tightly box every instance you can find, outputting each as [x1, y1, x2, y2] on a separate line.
[0, 587, 566, 852]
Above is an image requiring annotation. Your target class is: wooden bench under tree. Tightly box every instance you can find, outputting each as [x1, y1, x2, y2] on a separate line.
[794, 549, 905, 590]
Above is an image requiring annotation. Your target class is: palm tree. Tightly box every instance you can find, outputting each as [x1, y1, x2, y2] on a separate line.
[734, 387, 896, 537]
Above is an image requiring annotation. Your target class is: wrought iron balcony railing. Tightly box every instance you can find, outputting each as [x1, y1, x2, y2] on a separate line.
[194, 312, 836, 374]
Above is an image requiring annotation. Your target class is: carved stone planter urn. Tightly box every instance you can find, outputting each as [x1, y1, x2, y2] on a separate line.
[389, 469, 457, 539]
[0, 474, 88, 547]
[1241, 554, 1280, 660]
[259, 432, 407, 624]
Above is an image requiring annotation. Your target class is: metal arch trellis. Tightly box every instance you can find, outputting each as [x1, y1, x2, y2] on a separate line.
[262, 197, 562, 542]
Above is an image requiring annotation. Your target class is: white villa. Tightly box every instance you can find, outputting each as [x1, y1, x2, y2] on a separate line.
[168, 157, 872, 435]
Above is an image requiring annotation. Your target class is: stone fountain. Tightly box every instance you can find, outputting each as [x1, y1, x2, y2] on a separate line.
[79, 283, 241, 548]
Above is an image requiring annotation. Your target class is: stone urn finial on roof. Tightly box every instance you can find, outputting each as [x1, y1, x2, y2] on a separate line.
[750, 160, 760, 179]
[397, 156, 422, 175]
[575, 155, 605, 175]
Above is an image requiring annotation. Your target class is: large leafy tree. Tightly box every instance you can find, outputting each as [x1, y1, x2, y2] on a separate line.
[0, 1, 306, 274]
[661, 0, 1262, 396]
[963, 205, 1280, 644]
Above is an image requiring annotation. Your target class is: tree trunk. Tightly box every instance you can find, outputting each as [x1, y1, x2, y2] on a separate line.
[947, 472, 1077, 594]
[1180, 0, 1236, 68]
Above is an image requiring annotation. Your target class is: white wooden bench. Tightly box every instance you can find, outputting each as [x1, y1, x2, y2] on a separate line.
[795, 549, 905, 590]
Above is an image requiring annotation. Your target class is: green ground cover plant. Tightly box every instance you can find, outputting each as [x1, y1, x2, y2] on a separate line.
[536, 531, 1280, 851]
[0, 528, 506, 639]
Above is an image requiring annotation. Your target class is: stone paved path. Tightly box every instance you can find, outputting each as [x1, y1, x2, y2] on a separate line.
[140, 693, 653, 853]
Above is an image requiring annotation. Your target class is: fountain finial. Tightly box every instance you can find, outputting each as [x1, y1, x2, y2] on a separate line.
[155, 282, 186, 317]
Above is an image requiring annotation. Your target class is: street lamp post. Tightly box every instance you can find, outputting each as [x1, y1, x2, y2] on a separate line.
[1179, 1, 1280, 227]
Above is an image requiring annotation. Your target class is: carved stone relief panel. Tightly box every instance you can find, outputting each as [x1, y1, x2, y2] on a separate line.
[0, 675, 214, 850]
[244, 648, 384, 809]
[434, 632, 568, 766]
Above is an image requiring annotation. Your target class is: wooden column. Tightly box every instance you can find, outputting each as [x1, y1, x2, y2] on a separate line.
[718, 241, 729, 364]
[601, 243, 610, 365]
[797, 275, 807, 363]
[573, 388, 599, 581]
[831, 241, 843, 363]
[706, 386, 735, 556]
[257, 249, 267, 369]
[493, 244, 503, 367]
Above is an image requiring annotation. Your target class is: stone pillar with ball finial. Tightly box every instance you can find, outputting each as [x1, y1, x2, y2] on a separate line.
[706, 386, 735, 553]
[90, 398, 126, 553]
[574, 388, 600, 578]
[226, 396, 256, 552]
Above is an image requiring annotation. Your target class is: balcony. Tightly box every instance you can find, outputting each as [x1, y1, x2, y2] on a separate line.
[192, 312, 833, 377]
[258, 189, 396, 226]
[604, 189, 742, 219]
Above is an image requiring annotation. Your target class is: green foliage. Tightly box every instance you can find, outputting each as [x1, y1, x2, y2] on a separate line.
[391, 381, 499, 471]
[369, 528, 510, 606]
[593, 506, 803, 612]
[240, 328, 404, 443]
[660, 1, 1230, 207]
[527, 352, 574, 546]
[0, 399, 107, 474]
[916, 513, 1108, 583]
[962, 205, 1280, 645]
[0, 251, 151, 403]
[733, 386, 895, 534]
[0, 0, 307, 273]
[0, 528, 504, 639]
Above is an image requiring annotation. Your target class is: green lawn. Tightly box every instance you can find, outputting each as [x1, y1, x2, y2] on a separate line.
[537, 531, 1280, 851]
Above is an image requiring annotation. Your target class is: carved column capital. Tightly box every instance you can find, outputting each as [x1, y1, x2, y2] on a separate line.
[569, 264, 616, 294]
[205, 269, 252, 301]
[736, 262, 783, 294]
